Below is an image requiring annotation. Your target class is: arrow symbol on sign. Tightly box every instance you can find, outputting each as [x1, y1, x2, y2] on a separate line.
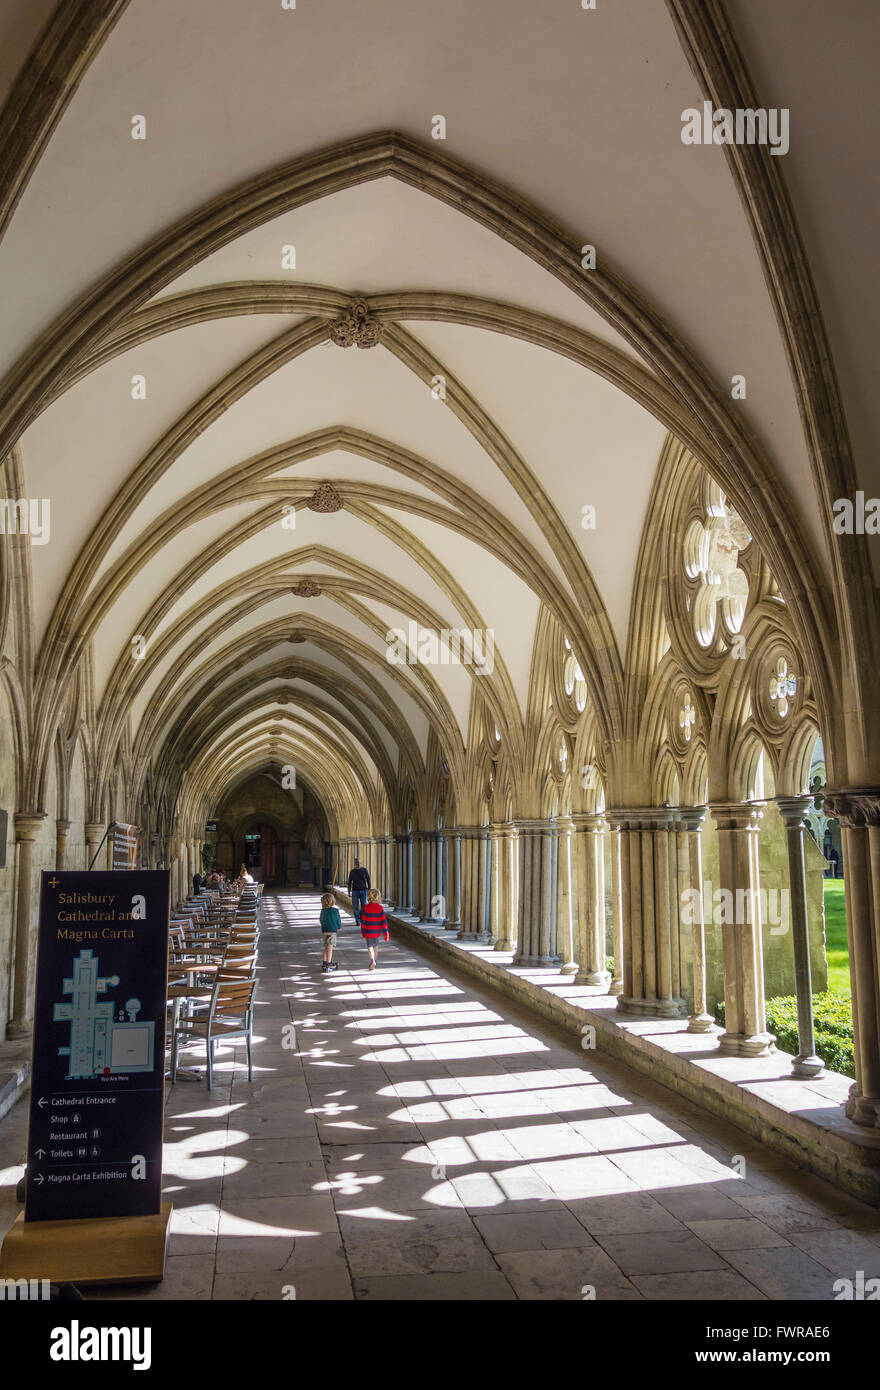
[34, 1174, 44, 1185]
[37, 1096, 47, 1108]
[34, 1148, 46, 1160]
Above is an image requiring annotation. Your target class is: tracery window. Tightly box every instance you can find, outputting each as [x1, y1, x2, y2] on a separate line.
[563, 637, 587, 711]
[683, 490, 751, 648]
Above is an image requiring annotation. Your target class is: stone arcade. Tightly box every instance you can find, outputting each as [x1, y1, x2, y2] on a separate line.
[0, 0, 878, 1308]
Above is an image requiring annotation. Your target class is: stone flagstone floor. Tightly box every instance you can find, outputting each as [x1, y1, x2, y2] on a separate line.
[1, 889, 879, 1300]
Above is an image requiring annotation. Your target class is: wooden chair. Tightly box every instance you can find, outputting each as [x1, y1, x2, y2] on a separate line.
[222, 944, 257, 975]
[171, 975, 258, 1090]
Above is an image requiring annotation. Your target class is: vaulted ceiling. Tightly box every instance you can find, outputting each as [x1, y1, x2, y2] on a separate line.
[1, 0, 875, 827]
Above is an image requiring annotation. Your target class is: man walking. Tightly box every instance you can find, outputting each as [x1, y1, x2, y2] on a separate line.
[347, 857, 371, 926]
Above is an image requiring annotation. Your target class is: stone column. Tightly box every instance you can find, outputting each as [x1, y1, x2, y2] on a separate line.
[457, 827, 491, 942]
[404, 833, 415, 913]
[381, 835, 393, 905]
[84, 821, 105, 871]
[554, 819, 577, 974]
[442, 829, 461, 929]
[823, 789, 880, 1125]
[427, 831, 440, 918]
[712, 802, 774, 1057]
[611, 809, 685, 1016]
[512, 819, 561, 966]
[572, 813, 610, 986]
[7, 812, 47, 1038]
[493, 824, 518, 952]
[777, 796, 823, 1077]
[489, 823, 504, 947]
[678, 807, 714, 1032]
[55, 819, 71, 872]
[608, 823, 624, 995]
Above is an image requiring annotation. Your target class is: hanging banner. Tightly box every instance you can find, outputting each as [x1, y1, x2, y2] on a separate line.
[111, 823, 141, 871]
[25, 869, 170, 1224]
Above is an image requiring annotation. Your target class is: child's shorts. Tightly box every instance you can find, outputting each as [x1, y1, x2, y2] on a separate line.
[322, 932, 337, 946]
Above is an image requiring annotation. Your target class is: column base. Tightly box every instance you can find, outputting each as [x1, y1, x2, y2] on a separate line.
[492, 937, 515, 951]
[616, 995, 688, 1019]
[718, 1030, 776, 1058]
[574, 968, 611, 988]
[609, 976, 624, 996]
[791, 1053, 824, 1079]
[457, 928, 491, 943]
[560, 961, 579, 976]
[687, 1012, 718, 1034]
[513, 953, 564, 968]
[6, 1020, 32, 1040]
[845, 1085, 880, 1127]
[442, 918, 461, 931]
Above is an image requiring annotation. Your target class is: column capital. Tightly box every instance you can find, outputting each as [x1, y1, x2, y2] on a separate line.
[776, 794, 813, 829]
[511, 817, 555, 835]
[675, 805, 708, 833]
[606, 806, 677, 831]
[571, 812, 607, 832]
[14, 812, 47, 841]
[710, 801, 764, 832]
[55, 818, 72, 833]
[822, 786, 880, 827]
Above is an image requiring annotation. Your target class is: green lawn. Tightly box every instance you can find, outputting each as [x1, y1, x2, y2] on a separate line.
[823, 879, 851, 996]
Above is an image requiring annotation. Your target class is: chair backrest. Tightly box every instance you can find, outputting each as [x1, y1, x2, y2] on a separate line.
[210, 976, 257, 1021]
[220, 948, 257, 975]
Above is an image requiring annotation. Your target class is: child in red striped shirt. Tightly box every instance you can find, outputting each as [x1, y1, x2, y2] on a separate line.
[360, 889, 388, 971]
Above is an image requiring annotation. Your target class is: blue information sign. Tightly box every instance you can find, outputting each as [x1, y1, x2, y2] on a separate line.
[25, 870, 170, 1223]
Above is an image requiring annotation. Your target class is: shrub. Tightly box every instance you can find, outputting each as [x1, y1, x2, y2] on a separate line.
[715, 992, 854, 1078]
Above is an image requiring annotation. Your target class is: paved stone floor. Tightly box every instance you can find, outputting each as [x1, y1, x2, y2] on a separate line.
[2, 889, 880, 1300]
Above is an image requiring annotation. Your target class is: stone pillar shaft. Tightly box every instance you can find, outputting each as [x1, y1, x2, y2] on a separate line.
[712, 802, 773, 1057]
[573, 814, 610, 987]
[678, 808, 714, 1033]
[8, 812, 47, 1038]
[777, 796, 823, 1077]
[512, 820, 561, 966]
[55, 818, 71, 872]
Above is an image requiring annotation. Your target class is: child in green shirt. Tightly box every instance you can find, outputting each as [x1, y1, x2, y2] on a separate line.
[320, 892, 341, 973]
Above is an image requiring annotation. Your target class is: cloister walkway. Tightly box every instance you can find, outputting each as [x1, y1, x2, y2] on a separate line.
[2, 890, 879, 1300]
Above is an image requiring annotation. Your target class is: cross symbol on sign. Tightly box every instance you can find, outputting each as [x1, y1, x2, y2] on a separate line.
[49, 877, 60, 887]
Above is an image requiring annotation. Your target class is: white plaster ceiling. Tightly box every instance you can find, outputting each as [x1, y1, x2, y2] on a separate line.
[2, 0, 869, 820]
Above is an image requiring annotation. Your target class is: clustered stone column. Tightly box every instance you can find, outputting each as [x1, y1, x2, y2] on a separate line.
[442, 828, 461, 930]
[712, 802, 774, 1057]
[7, 812, 47, 1039]
[494, 824, 518, 953]
[573, 813, 611, 987]
[394, 832, 414, 913]
[823, 788, 880, 1125]
[512, 819, 561, 966]
[612, 808, 686, 1017]
[457, 826, 491, 941]
[556, 818, 578, 974]
[777, 795, 823, 1078]
[676, 806, 714, 1033]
